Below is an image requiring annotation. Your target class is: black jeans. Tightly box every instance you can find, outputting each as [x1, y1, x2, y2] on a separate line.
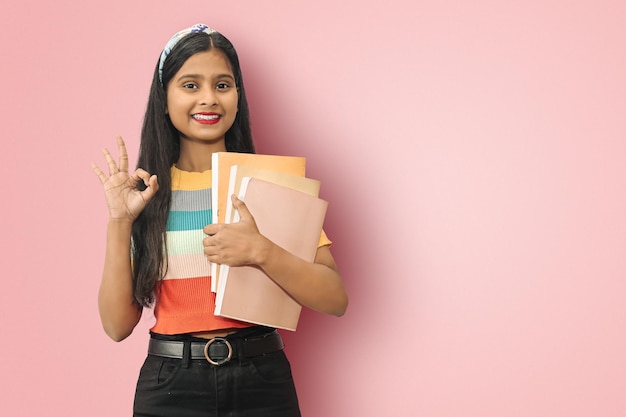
[133, 329, 301, 417]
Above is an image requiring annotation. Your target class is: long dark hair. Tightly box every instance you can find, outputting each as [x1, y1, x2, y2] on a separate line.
[132, 31, 255, 306]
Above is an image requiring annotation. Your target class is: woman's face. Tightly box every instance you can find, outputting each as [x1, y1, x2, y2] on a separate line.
[166, 49, 238, 146]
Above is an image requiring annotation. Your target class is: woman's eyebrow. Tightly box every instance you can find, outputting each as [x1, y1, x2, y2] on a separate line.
[176, 73, 203, 81]
[214, 73, 236, 81]
[176, 73, 235, 81]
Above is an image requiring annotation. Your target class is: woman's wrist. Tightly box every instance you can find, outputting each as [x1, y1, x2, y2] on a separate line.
[254, 235, 275, 267]
[107, 218, 134, 238]
[108, 217, 134, 226]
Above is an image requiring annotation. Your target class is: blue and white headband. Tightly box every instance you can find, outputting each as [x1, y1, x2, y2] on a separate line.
[158, 23, 217, 84]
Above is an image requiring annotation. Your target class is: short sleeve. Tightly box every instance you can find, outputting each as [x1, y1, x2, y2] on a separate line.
[318, 229, 332, 247]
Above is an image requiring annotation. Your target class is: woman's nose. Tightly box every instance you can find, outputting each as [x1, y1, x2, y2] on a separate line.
[199, 87, 218, 106]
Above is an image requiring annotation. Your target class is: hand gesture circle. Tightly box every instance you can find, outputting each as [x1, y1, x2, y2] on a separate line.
[92, 136, 159, 221]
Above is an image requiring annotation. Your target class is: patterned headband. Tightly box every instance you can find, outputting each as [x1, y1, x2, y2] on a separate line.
[158, 23, 217, 84]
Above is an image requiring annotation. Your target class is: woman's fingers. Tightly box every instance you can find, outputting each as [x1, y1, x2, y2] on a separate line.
[231, 195, 252, 222]
[115, 135, 129, 173]
[129, 169, 159, 203]
[140, 174, 159, 202]
[91, 162, 108, 184]
[102, 146, 119, 176]
[100, 136, 130, 177]
[93, 137, 158, 220]
[131, 168, 151, 184]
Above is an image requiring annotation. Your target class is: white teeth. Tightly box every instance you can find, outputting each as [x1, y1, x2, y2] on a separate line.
[193, 114, 219, 120]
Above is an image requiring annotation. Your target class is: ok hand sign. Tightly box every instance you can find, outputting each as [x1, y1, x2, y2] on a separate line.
[92, 136, 159, 221]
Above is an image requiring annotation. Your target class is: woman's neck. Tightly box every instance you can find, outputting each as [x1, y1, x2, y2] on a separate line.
[177, 139, 227, 172]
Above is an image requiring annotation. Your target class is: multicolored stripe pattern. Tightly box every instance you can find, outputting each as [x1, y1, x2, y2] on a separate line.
[151, 166, 249, 334]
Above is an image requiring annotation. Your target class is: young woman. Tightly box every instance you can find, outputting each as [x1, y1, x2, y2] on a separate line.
[92, 23, 348, 416]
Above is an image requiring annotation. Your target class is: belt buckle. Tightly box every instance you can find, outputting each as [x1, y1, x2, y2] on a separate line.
[203, 337, 233, 366]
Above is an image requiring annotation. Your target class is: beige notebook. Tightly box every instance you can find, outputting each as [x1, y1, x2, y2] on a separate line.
[224, 165, 321, 238]
[213, 165, 321, 292]
[214, 177, 327, 331]
[210, 152, 306, 291]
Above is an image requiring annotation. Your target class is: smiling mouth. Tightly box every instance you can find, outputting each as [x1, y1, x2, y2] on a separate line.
[192, 114, 220, 121]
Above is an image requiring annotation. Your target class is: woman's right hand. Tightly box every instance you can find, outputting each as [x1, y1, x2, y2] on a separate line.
[92, 135, 159, 221]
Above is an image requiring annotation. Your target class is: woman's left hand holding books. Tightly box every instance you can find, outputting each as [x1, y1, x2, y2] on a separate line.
[203, 194, 268, 267]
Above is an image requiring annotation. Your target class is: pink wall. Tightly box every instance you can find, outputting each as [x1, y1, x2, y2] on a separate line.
[1, 1, 625, 416]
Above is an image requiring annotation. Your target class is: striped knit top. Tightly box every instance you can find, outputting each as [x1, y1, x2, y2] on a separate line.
[151, 165, 250, 334]
[151, 165, 330, 335]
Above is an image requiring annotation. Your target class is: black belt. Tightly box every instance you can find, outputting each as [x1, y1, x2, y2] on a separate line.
[148, 329, 284, 366]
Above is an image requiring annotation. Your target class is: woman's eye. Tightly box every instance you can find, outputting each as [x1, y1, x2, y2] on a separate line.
[183, 83, 197, 89]
[216, 82, 231, 90]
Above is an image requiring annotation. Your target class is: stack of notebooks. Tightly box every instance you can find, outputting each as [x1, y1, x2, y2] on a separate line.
[210, 152, 328, 331]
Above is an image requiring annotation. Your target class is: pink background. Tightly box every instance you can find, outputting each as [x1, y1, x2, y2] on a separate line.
[1, 1, 625, 416]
